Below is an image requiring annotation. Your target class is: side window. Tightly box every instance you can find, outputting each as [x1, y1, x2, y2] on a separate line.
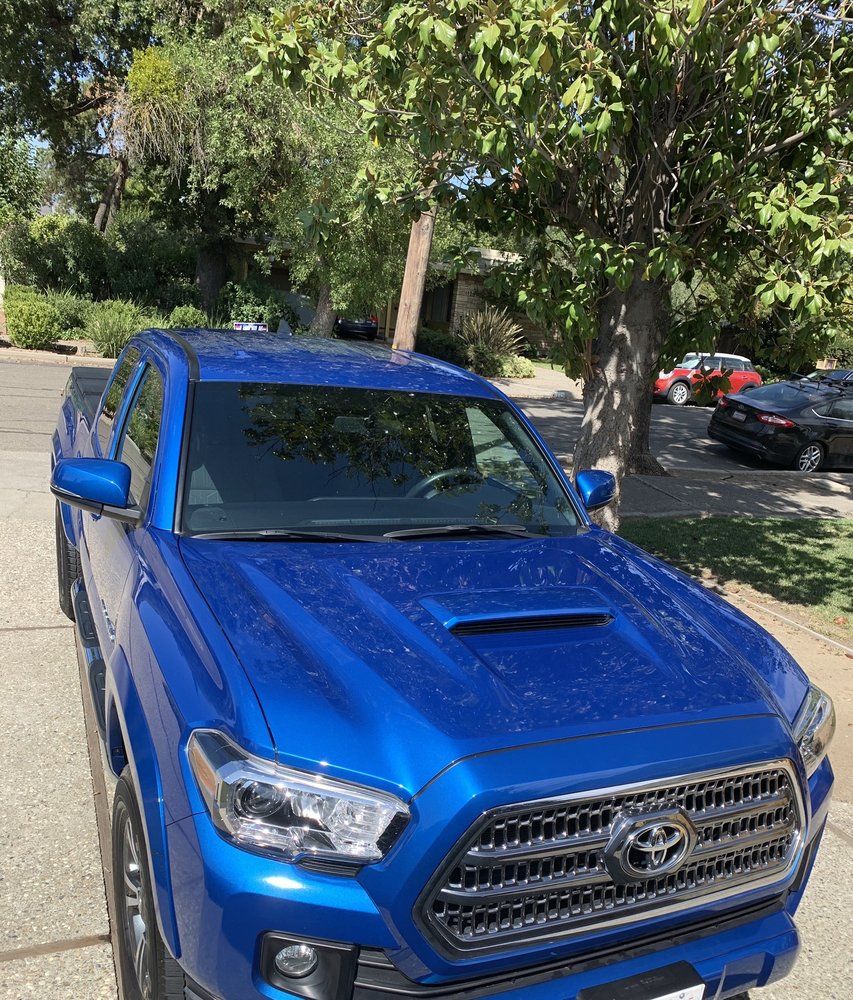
[830, 398, 853, 421]
[116, 366, 164, 508]
[702, 356, 722, 370]
[97, 348, 141, 455]
[728, 359, 744, 372]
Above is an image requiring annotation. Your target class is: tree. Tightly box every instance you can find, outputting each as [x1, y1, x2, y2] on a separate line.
[116, 22, 424, 322]
[250, 1, 852, 524]
[0, 129, 40, 227]
[0, 1, 154, 225]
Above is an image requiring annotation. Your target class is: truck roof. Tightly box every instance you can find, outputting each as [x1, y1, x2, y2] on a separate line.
[141, 327, 497, 397]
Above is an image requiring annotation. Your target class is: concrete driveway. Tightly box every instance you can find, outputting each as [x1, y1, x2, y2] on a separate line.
[0, 356, 850, 999]
[0, 360, 116, 996]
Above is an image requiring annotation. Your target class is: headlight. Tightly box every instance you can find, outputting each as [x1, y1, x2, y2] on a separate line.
[187, 730, 409, 863]
[793, 685, 835, 777]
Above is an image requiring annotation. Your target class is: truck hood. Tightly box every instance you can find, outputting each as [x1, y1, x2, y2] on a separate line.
[178, 531, 806, 797]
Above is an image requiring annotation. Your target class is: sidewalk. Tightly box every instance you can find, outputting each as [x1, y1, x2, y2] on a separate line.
[622, 469, 853, 519]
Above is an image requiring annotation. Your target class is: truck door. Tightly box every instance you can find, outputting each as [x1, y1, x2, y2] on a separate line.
[84, 360, 165, 653]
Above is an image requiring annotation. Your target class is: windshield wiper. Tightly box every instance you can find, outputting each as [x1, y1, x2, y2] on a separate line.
[383, 523, 543, 540]
[191, 529, 384, 543]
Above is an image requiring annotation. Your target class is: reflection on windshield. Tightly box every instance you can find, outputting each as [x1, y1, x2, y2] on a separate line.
[183, 383, 578, 537]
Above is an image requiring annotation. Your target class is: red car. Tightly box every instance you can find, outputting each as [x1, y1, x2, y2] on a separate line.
[655, 353, 762, 405]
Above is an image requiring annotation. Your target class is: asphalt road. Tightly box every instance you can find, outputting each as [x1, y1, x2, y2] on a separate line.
[521, 392, 771, 473]
[0, 357, 850, 999]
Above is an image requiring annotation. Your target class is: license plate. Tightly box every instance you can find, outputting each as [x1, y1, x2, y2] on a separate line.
[578, 963, 705, 1000]
[732, 410, 747, 422]
[650, 988, 705, 1000]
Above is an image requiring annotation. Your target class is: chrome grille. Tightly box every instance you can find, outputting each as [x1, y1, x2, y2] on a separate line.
[421, 762, 804, 954]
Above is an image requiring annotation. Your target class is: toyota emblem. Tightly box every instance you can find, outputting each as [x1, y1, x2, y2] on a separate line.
[604, 810, 697, 884]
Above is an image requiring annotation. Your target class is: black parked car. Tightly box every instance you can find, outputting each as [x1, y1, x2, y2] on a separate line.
[804, 368, 853, 382]
[333, 314, 379, 340]
[708, 378, 853, 472]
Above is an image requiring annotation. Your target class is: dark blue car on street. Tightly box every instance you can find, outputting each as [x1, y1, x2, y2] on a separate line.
[51, 330, 834, 1000]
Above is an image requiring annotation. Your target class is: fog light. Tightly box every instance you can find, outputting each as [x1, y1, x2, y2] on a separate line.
[273, 943, 319, 979]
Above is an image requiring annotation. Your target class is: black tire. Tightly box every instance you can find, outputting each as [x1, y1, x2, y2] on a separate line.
[55, 501, 80, 621]
[793, 441, 824, 473]
[112, 772, 186, 1000]
[667, 381, 691, 406]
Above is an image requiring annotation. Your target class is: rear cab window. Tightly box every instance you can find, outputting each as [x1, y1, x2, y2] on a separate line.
[97, 348, 141, 455]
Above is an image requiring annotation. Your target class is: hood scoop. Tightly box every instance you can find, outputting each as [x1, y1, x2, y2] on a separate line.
[449, 611, 613, 637]
[421, 586, 615, 639]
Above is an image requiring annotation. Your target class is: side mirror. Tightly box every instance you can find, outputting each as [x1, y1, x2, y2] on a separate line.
[576, 469, 617, 512]
[51, 458, 140, 524]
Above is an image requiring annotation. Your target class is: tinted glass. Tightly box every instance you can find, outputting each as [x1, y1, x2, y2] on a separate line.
[117, 366, 164, 507]
[830, 398, 853, 421]
[182, 383, 579, 537]
[727, 359, 744, 371]
[96, 348, 140, 454]
[745, 382, 818, 408]
[702, 357, 723, 369]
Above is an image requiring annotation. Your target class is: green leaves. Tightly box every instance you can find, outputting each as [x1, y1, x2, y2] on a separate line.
[247, 0, 850, 377]
[434, 21, 457, 50]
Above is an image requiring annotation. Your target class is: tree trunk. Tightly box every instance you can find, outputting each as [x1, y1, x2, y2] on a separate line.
[392, 208, 437, 351]
[195, 243, 228, 312]
[572, 273, 669, 530]
[93, 173, 117, 232]
[309, 283, 336, 337]
[93, 158, 128, 232]
[104, 157, 128, 231]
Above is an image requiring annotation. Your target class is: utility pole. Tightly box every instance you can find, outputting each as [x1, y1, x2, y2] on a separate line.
[392, 205, 437, 351]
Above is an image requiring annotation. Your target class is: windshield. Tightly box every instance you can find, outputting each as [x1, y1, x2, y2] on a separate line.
[676, 356, 703, 370]
[181, 383, 579, 537]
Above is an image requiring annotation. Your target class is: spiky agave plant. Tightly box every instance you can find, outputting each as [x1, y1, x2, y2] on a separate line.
[457, 306, 525, 376]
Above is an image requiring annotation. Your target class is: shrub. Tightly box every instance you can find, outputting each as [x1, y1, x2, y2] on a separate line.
[2, 283, 39, 303]
[167, 304, 208, 328]
[86, 299, 148, 358]
[496, 354, 536, 378]
[457, 307, 525, 375]
[105, 207, 196, 310]
[44, 289, 94, 339]
[2, 214, 110, 296]
[5, 294, 63, 349]
[217, 279, 301, 332]
[830, 332, 853, 367]
[415, 327, 466, 366]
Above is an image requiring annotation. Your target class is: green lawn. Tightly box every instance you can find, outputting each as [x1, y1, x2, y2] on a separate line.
[620, 517, 853, 639]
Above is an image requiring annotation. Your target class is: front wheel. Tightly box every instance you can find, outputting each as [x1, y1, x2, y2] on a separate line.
[667, 381, 690, 406]
[794, 442, 824, 473]
[112, 773, 185, 1000]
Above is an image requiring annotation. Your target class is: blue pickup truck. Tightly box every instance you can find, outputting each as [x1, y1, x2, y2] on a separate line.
[51, 329, 834, 1000]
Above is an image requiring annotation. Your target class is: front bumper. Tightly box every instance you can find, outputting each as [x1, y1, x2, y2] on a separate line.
[165, 726, 832, 1000]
